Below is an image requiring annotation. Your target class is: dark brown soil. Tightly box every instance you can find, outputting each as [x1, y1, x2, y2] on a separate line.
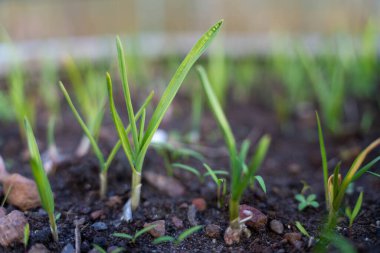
[0, 94, 379, 253]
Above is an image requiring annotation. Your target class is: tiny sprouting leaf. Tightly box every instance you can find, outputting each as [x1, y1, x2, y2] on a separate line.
[203, 163, 219, 184]
[351, 192, 363, 222]
[134, 225, 157, 240]
[23, 223, 30, 249]
[310, 201, 320, 208]
[298, 202, 308, 211]
[316, 112, 329, 207]
[153, 236, 175, 245]
[177, 225, 203, 243]
[295, 194, 306, 203]
[295, 221, 310, 238]
[172, 163, 201, 179]
[113, 233, 133, 240]
[239, 139, 251, 161]
[353, 156, 380, 181]
[306, 194, 316, 202]
[254, 175, 267, 194]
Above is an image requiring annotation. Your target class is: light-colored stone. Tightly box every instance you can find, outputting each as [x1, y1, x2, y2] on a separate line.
[28, 243, 50, 253]
[144, 220, 165, 238]
[0, 210, 28, 247]
[3, 173, 41, 210]
[270, 220, 284, 234]
[144, 172, 185, 197]
[205, 224, 221, 238]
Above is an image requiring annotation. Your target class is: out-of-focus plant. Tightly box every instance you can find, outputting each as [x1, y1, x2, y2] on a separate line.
[197, 65, 270, 232]
[316, 112, 380, 235]
[113, 224, 157, 243]
[208, 38, 228, 107]
[107, 20, 223, 221]
[60, 82, 153, 198]
[63, 57, 107, 157]
[231, 58, 259, 102]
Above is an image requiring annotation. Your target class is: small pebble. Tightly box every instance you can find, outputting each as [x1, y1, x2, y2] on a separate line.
[171, 216, 183, 229]
[61, 243, 75, 253]
[91, 210, 104, 220]
[144, 220, 165, 238]
[192, 198, 207, 212]
[92, 222, 108, 231]
[0, 207, 6, 218]
[239, 204, 267, 230]
[270, 220, 284, 234]
[0, 210, 28, 246]
[205, 224, 221, 238]
[29, 243, 50, 253]
[187, 205, 198, 226]
[284, 232, 302, 249]
[144, 171, 185, 197]
[106, 196, 122, 207]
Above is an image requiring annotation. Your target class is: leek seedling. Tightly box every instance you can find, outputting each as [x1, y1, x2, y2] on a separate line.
[107, 20, 223, 219]
[316, 112, 380, 229]
[59, 82, 153, 198]
[295, 221, 310, 238]
[153, 225, 203, 245]
[345, 192, 363, 228]
[24, 118, 58, 242]
[113, 224, 157, 243]
[197, 65, 270, 229]
[64, 58, 107, 157]
[92, 244, 124, 253]
[152, 142, 204, 177]
[172, 163, 228, 207]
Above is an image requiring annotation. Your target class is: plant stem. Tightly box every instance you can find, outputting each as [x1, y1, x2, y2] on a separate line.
[48, 213, 59, 242]
[131, 170, 142, 210]
[100, 172, 107, 199]
[229, 198, 240, 229]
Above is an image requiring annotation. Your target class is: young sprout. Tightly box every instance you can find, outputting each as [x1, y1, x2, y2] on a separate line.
[295, 221, 310, 238]
[24, 118, 58, 242]
[316, 112, 380, 229]
[113, 224, 157, 243]
[196, 65, 270, 230]
[295, 194, 319, 211]
[153, 225, 203, 245]
[345, 192, 363, 228]
[23, 223, 30, 250]
[59, 82, 153, 198]
[152, 142, 204, 177]
[63, 58, 107, 157]
[92, 244, 124, 253]
[106, 20, 223, 220]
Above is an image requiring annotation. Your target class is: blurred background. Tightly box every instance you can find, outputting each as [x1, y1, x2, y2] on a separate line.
[0, 0, 379, 136]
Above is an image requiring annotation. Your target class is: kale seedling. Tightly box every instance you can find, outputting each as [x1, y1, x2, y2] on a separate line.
[295, 193, 319, 211]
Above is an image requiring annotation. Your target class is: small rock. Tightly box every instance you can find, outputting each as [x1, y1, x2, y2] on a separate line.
[284, 232, 302, 248]
[0, 210, 28, 246]
[192, 198, 207, 212]
[270, 220, 284, 234]
[239, 204, 267, 230]
[144, 220, 165, 238]
[288, 163, 301, 175]
[61, 243, 75, 253]
[144, 171, 185, 197]
[187, 205, 198, 226]
[2, 173, 41, 210]
[28, 243, 50, 253]
[179, 203, 188, 209]
[91, 210, 104, 220]
[171, 216, 183, 229]
[106, 196, 122, 207]
[92, 222, 108, 231]
[205, 224, 221, 238]
[0, 207, 6, 218]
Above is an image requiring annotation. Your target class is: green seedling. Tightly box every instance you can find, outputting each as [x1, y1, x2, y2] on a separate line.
[153, 225, 203, 245]
[197, 65, 270, 229]
[232, 58, 259, 102]
[23, 223, 30, 250]
[64, 57, 107, 157]
[106, 20, 223, 219]
[173, 163, 228, 207]
[1, 184, 12, 207]
[24, 118, 58, 242]
[113, 224, 157, 243]
[295, 194, 319, 211]
[317, 112, 380, 230]
[92, 244, 124, 253]
[59, 82, 153, 198]
[295, 221, 310, 238]
[152, 142, 204, 176]
[345, 192, 363, 228]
